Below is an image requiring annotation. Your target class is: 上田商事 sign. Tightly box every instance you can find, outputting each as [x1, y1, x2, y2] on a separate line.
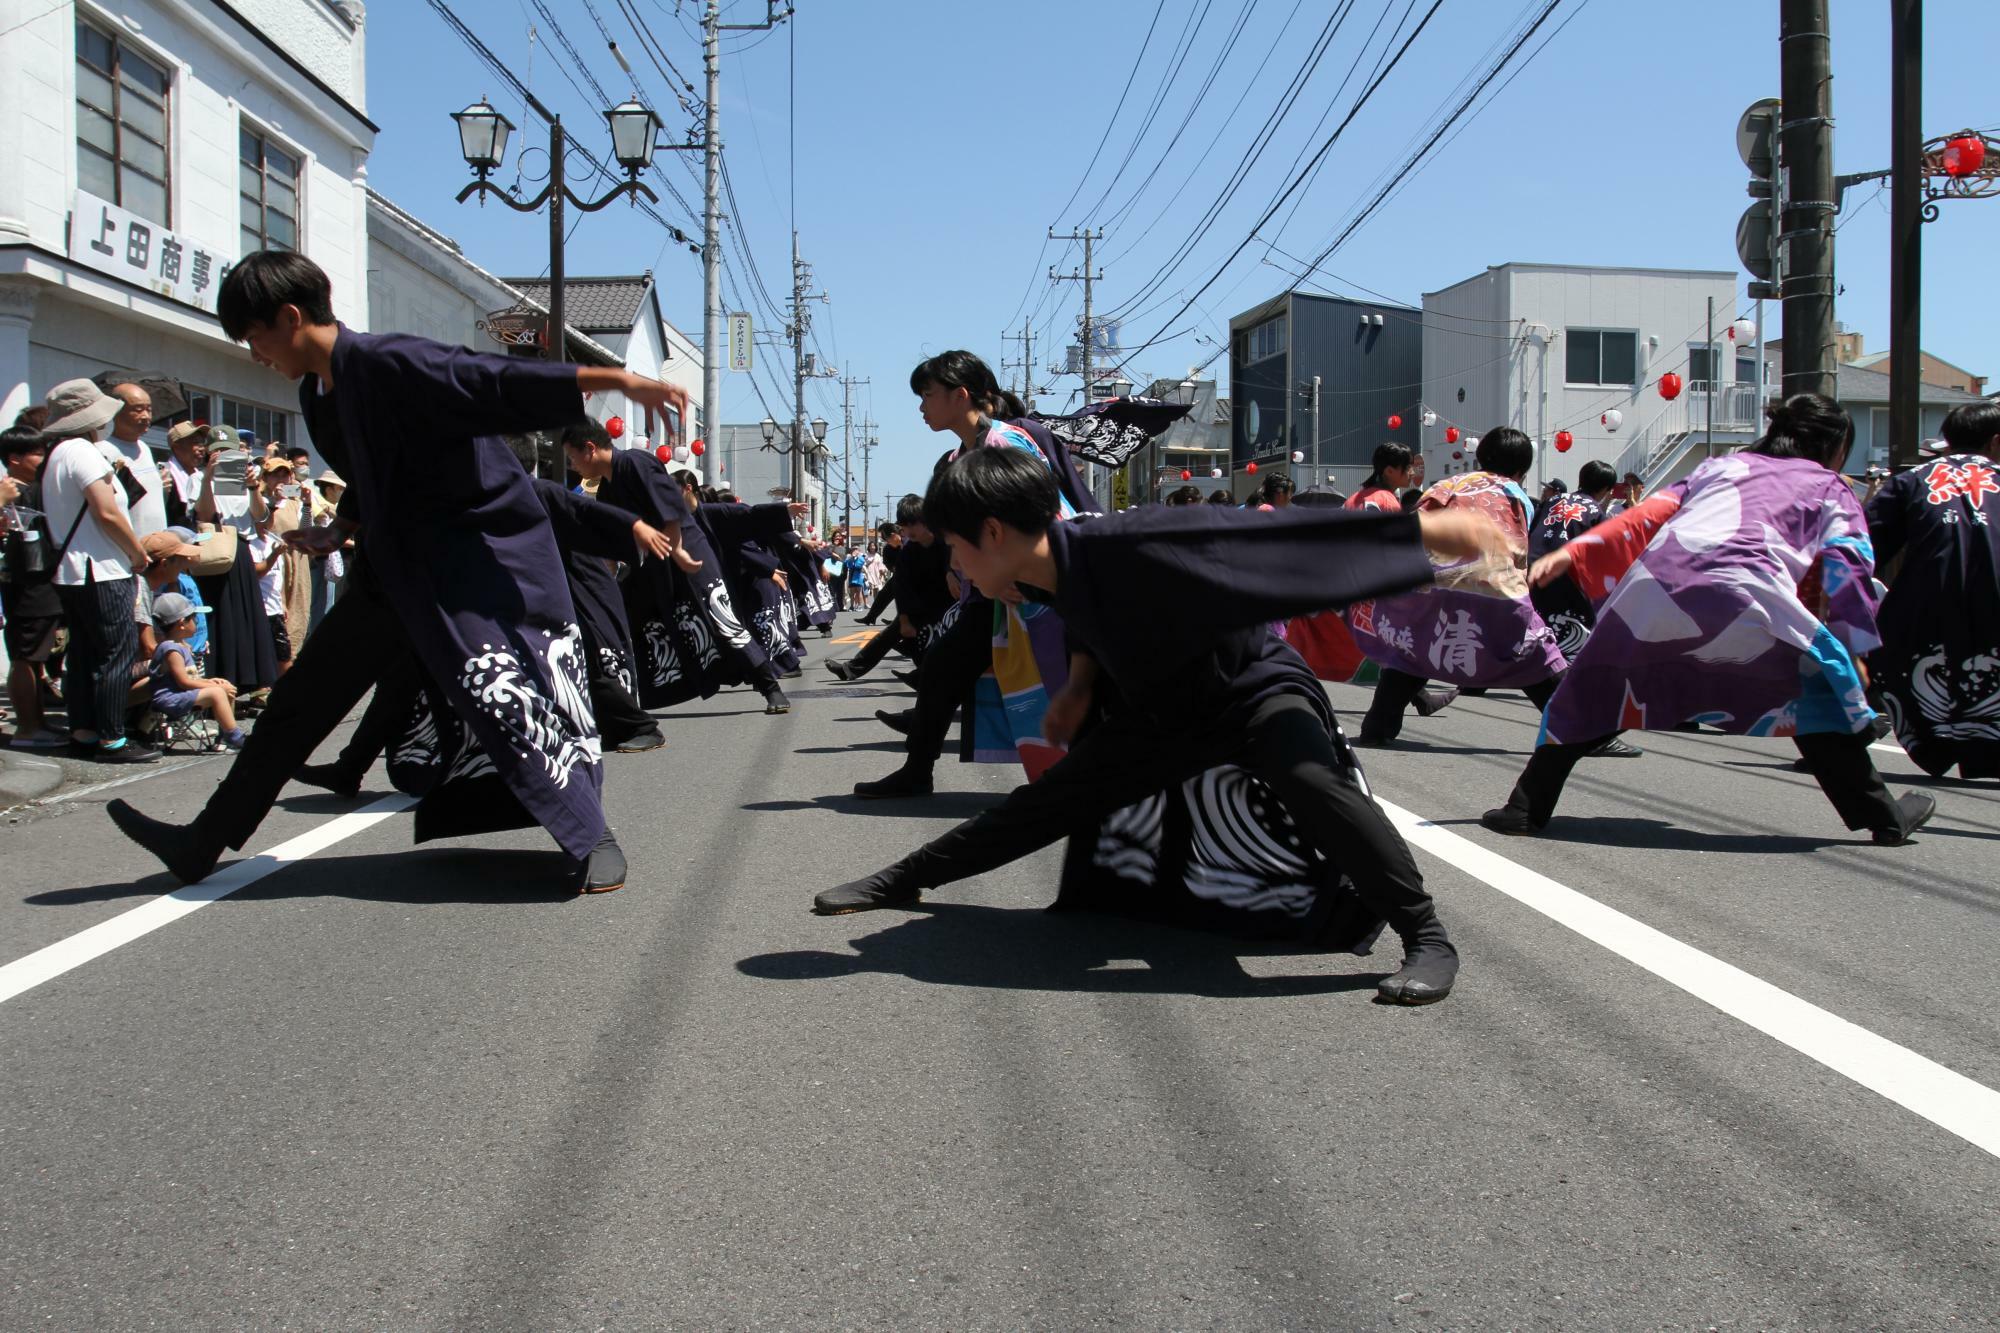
[67, 190, 235, 314]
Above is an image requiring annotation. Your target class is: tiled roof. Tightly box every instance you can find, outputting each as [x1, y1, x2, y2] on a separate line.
[1836, 362, 1984, 406]
[504, 275, 652, 332]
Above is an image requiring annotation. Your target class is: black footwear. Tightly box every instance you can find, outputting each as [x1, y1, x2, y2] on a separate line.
[294, 762, 363, 796]
[95, 740, 160, 765]
[1587, 737, 1644, 759]
[857, 618, 879, 627]
[1377, 926, 1458, 1005]
[612, 730, 666, 754]
[1872, 792, 1937, 846]
[813, 871, 920, 915]
[1479, 805, 1544, 836]
[853, 764, 933, 799]
[779, 666, 803, 680]
[1350, 733, 1396, 750]
[573, 826, 627, 893]
[875, 708, 914, 736]
[762, 686, 792, 715]
[891, 668, 919, 688]
[106, 799, 222, 884]
[825, 658, 857, 681]
[1413, 686, 1459, 718]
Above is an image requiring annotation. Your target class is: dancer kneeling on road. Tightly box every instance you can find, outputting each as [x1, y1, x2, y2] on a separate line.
[812, 446, 1514, 1005]
[1482, 392, 1934, 844]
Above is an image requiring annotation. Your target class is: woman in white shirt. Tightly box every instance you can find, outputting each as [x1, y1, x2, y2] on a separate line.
[38, 379, 157, 762]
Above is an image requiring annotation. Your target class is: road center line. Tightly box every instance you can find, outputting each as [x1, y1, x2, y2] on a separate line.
[1376, 797, 2000, 1160]
[0, 794, 415, 1006]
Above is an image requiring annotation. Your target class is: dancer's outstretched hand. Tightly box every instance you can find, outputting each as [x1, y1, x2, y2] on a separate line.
[1527, 547, 1574, 588]
[632, 519, 675, 561]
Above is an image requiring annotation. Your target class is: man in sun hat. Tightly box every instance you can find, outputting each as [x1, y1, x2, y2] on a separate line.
[39, 379, 158, 762]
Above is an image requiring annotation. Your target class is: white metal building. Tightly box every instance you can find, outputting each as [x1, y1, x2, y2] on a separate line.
[0, 0, 374, 445]
[1421, 263, 1759, 491]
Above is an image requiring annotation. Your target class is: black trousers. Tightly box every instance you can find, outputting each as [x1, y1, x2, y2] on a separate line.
[55, 570, 139, 743]
[846, 624, 907, 677]
[861, 582, 894, 622]
[320, 647, 424, 784]
[1501, 727, 1899, 830]
[198, 573, 406, 849]
[829, 580, 847, 612]
[1362, 666, 1561, 741]
[905, 601, 993, 768]
[886, 692, 1440, 940]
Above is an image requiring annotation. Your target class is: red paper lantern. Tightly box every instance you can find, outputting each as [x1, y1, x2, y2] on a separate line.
[1555, 430, 1574, 453]
[1444, 426, 1460, 445]
[655, 444, 673, 462]
[1180, 469, 1192, 481]
[1943, 136, 1987, 178]
[606, 416, 626, 440]
[1658, 372, 1683, 401]
[1451, 451, 1463, 461]
[691, 439, 705, 457]
[1387, 414, 1403, 430]
[1246, 461, 1258, 474]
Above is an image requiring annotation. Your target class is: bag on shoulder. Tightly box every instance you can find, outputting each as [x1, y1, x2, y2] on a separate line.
[188, 522, 239, 577]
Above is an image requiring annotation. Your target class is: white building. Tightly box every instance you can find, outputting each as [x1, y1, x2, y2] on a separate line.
[0, 0, 374, 449]
[507, 275, 702, 459]
[1422, 264, 1759, 491]
[710, 422, 830, 533]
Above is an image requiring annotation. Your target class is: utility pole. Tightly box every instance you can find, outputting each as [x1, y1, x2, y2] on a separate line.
[1778, 0, 1837, 399]
[861, 420, 877, 531]
[1050, 227, 1104, 496]
[787, 232, 827, 504]
[1888, 0, 1921, 471]
[839, 374, 868, 543]
[1308, 375, 1322, 483]
[1003, 323, 1037, 411]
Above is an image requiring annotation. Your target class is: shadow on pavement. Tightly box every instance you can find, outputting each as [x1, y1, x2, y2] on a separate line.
[25, 848, 577, 908]
[790, 742, 905, 755]
[743, 792, 1006, 818]
[738, 902, 1390, 998]
[1471, 815, 1845, 854]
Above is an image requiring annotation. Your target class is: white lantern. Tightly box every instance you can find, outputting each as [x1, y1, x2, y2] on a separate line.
[1601, 410, 1624, 432]
[1421, 409, 1438, 428]
[1210, 467, 1223, 479]
[1291, 450, 1304, 463]
[1463, 435, 1480, 452]
[673, 445, 691, 463]
[1729, 317, 1757, 343]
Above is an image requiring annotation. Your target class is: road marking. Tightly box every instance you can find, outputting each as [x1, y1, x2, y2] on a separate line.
[1376, 798, 2000, 1161]
[0, 794, 414, 1006]
[45, 755, 223, 804]
[1871, 741, 1906, 757]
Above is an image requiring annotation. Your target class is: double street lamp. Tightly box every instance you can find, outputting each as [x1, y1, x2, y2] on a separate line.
[761, 416, 830, 521]
[450, 94, 663, 366]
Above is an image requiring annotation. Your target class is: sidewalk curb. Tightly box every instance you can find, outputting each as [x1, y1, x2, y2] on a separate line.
[0, 749, 66, 808]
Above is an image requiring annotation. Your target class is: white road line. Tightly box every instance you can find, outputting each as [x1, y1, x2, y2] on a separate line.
[1377, 798, 2000, 1161]
[1871, 741, 1906, 757]
[0, 794, 414, 1006]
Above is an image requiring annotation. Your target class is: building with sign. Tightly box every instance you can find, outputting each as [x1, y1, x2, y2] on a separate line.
[0, 0, 374, 458]
[506, 275, 702, 462]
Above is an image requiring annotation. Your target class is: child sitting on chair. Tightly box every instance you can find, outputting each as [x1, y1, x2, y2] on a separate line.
[149, 591, 246, 750]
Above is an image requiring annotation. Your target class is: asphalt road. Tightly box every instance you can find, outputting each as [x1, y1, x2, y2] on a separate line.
[3, 621, 1997, 1330]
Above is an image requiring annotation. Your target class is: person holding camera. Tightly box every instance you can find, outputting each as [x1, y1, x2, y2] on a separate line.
[38, 380, 157, 762]
[1, 426, 65, 747]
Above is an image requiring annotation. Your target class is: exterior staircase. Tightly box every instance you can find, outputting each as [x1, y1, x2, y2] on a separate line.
[1616, 383, 1764, 491]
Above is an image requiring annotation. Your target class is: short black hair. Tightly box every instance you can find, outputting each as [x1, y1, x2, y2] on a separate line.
[562, 420, 613, 453]
[894, 492, 925, 526]
[1261, 473, 1295, 498]
[1578, 459, 1618, 493]
[217, 250, 336, 340]
[1, 425, 46, 458]
[1749, 393, 1853, 468]
[922, 445, 1059, 544]
[876, 520, 899, 538]
[1941, 400, 2000, 455]
[669, 468, 701, 490]
[286, 445, 310, 460]
[1205, 489, 1232, 505]
[1475, 427, 1534, 479]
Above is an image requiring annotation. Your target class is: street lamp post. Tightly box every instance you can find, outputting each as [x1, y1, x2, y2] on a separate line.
[451, 96, 662, 372]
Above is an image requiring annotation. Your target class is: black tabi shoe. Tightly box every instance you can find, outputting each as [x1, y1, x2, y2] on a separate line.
[1872, 792, 1937, 847]
[1413, 686, 1460, 718]
[293, 762, 363, 796]
[1377, 927, 1459, 1005]
[875, 708, 914, 736]
[853, 764, 933, 799]
[95, 741, 161, 765]
[779, 667, 803, 680]
[1586, 737, 1644, 759]
[762, 686, 793, 715]
[1349, 733, 1396, 750]
[1479, 805, 1545, 836]
[612, 730, 666, 754]
[891, 668, 919, 688]
[812, 870, 920, 915]
[106, 799, 222, 885]
[825, 658, 857, 681]
[574, 826, 627, 894]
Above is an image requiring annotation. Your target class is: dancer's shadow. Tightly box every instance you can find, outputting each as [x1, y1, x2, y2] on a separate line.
[791, 742, 905, 755]
[743, 792, 1005, 818]
[739, 902, 1388, 999]
[1359, 740, 1517, 758]
[1725, 757, 2000, 796]
[1433, 814, 1842, 854]
[25, 849, 578, 908]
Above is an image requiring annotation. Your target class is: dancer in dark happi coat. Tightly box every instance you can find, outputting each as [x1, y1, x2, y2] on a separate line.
[1866, 402, 2000, 779]
[1526, 458, 1618, 661]
[814, 447, 1518, 1005]
[106, 251, 685, 891]
[776, 530, 836, 636]
[562, 424, 794, 715]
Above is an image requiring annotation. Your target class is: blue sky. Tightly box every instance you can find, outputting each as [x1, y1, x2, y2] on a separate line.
[364, 1, 1997, 508]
